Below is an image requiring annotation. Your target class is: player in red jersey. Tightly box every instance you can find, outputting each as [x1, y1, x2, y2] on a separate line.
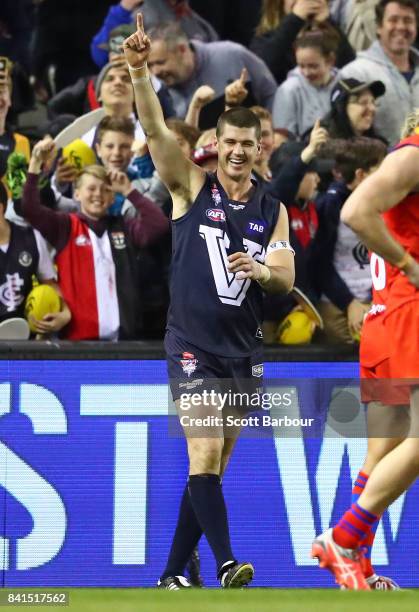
[350, 255, 410, 590]
[311, 111, 419, 590]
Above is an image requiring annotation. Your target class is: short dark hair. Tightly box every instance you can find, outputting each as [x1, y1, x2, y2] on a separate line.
[96, 115, 135, 143]
[333, 137, 387, 183]
[216, 107, 261, 140]
[376, 0, 418, 25]
[166, 119, 201, 149]
[295, 23, 340, 58]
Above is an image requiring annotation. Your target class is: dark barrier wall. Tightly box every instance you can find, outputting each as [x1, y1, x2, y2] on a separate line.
[0, 343, 417, 588]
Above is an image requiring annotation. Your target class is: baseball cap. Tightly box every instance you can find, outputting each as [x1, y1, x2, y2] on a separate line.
[98, 24, 136, 55]
[331, 78, 386, 106]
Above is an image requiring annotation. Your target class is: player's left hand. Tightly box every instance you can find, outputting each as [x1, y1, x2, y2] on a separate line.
[228, 251, 264, 280]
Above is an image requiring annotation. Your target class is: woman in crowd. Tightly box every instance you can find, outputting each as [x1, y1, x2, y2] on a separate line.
[272, 26, 341, 138]
[250, 0, 354, 85]
[319, 77, 387, 142]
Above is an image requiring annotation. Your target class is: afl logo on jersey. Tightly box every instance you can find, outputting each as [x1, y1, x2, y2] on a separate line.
[18, 251, 33, 267]
[206, 209, 226, 222]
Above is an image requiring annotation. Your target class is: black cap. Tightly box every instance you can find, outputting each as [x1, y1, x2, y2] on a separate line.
[269, 141, 334, 176]
[331, 78, 386, 106]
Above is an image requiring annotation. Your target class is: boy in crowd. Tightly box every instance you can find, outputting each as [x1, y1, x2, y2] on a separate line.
[314, 137, 387, 343]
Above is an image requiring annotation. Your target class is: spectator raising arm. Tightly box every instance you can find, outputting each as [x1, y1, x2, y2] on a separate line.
[185, 85, 215, 128]
[107, 169, 169, 247]
[23, 138, 71, 251]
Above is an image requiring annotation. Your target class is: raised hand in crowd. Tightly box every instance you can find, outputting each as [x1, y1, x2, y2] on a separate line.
[185, 85, 216, 128]
[292, 0, 328, 21]
[225, 68, 249, 109]
[301, 119, 329, 165]
[108, 169, 133, 196]
[120, 0, 144, 11]
[29, 137, 57, 174]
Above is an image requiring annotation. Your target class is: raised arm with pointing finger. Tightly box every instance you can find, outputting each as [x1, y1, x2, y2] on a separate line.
[123, 14, 206, 220]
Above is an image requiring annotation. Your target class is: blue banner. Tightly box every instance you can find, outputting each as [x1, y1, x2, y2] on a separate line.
[0, 360, 417, 587]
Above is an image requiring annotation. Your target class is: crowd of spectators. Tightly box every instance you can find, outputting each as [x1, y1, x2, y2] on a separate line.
[0, 0, 418, 344]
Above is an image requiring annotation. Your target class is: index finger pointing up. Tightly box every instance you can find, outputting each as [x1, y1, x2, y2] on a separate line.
[240, 68, 248, 84]
[137, 12, 144, 34]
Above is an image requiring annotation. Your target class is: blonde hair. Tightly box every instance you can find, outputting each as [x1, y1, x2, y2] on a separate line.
[75, 164, 111, 188]
[400, 109, 419, 139]
[250, 105, 273, 124]
[256, 0, 285, 36]
[196, 128, 217, 149]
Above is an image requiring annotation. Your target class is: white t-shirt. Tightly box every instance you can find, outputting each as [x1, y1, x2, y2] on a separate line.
[0, 229, 56, 282]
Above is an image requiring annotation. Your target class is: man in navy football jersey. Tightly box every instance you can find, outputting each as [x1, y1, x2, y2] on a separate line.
[123, 14, 295, 590]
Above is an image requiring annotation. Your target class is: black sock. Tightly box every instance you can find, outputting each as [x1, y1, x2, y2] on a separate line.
[160, 484, 203, 580]
[188, 474, 235, 573]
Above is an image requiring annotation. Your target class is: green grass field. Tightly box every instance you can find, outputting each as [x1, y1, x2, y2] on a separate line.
[3, 588, 419, 612]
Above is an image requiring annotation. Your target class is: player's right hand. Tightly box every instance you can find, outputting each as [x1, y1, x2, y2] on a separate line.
[123, 13, 151, 68]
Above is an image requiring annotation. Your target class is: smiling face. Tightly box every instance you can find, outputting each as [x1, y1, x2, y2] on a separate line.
[99, 66, 133, 109]
[75, 174, 113, 220]
[377, 1, 417, 56]
[95, 130, 134, 171]
[295, 47, 334, 87]
[346, 89, 377, 134]
[215, 124, 261, 181]
[148, 40, 193, 87]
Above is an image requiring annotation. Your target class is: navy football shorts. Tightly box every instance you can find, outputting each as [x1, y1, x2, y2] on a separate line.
[165, 329, 264, 407]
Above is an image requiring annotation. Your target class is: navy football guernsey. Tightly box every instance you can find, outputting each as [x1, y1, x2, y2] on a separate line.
[167, 173, 280, 357]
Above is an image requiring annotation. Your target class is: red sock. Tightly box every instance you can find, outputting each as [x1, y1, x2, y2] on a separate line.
[333, 502, 379, 549]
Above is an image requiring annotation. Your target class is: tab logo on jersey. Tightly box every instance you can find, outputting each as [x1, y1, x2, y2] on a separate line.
[206, 209, 226, 222]
[252, 363, 264, 377]
[248, 220, 265, 234]
[180, 351, 198, 377]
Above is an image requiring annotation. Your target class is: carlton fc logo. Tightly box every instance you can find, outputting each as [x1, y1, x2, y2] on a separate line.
[206, 209, 226, 222]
